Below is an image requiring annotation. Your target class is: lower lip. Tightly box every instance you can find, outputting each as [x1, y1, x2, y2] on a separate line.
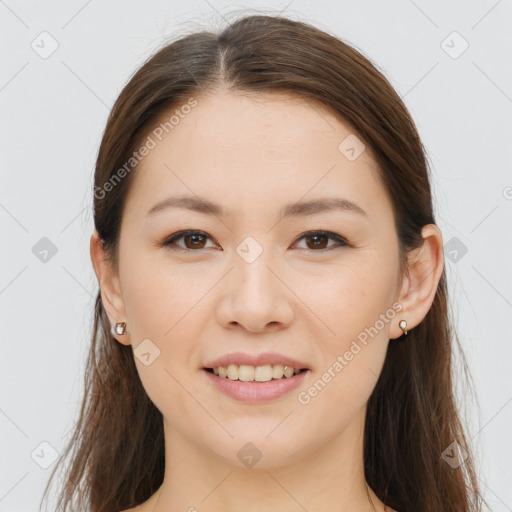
[202, 369, 310, 403]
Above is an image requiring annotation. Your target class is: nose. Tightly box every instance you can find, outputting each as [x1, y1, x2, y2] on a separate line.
[215, 247, 295, 333]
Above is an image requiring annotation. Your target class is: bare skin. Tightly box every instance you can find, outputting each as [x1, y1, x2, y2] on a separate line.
[91, 89, 443, 512]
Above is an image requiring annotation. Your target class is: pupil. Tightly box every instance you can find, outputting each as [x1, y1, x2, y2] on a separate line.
[309, 234, 327, 249]
[188, 234, 205, 249]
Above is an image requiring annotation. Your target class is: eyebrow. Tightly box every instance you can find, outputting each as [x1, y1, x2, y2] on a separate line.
[146, 195, 368, 219]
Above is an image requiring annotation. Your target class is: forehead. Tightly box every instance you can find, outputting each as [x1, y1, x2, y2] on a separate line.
[126, 90, 392, 224]
[156, 89, 366, 154]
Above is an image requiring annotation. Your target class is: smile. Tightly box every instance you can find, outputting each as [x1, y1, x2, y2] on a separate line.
[202, 366, 310, 402]
[206, 363, 307, 381]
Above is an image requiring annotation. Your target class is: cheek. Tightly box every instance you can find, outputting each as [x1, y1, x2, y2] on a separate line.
[120, 262, 208, 424]
[300, 255, 397, 343]
[296, 256, 396, 401]
[121, 250, 207, 339]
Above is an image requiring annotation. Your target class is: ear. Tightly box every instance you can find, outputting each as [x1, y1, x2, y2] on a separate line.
[390, 224, 445, 339]
[90, 229, 131, 346]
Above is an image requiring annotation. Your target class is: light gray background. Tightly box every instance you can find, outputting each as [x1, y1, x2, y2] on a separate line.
[1, 1, 511, 510]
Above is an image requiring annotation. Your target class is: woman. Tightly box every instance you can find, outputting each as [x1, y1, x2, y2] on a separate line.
[40, 13, 484, 512]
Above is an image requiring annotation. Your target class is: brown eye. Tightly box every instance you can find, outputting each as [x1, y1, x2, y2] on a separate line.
[163, 230, 216, 251]
[294, 231, 348, 251]
[182, 233, 207, 249]
[304, 233, 329, 249]
[162, 229, 348, 253]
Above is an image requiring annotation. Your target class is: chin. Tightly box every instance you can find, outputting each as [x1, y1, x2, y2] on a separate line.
[203, 431, 314, 470]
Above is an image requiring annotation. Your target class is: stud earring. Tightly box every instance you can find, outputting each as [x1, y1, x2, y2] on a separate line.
[398, 319, 408, 336]
[112, 322, 127, 335]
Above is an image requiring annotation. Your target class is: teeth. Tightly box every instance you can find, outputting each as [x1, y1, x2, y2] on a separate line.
[209, 364, 305, 382]
[273, 364, 284, 379]
[284, 366, 295, 378]
[238, 365, 255, 381]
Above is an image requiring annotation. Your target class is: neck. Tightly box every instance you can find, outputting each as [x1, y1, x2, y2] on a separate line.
[152, 407, 385, 512]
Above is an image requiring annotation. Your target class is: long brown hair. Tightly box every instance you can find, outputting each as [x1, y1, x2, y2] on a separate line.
[40, 13, 484, 512]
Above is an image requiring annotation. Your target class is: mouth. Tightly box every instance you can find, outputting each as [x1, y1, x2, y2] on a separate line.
[202, 364, 310, 382]
[202, 364, 311, 402]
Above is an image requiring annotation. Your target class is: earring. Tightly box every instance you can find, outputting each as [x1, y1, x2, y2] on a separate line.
[112, 322, 127, 335]
[398, 319, 408, 336]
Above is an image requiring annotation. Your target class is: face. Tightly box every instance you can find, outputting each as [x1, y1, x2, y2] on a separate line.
[107, 90, 406, 467]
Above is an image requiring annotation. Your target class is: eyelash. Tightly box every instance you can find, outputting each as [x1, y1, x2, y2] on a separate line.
[161, 229, 350, 253]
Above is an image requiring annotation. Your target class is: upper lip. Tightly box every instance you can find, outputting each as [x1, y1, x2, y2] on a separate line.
[203, 352, 310, 370]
